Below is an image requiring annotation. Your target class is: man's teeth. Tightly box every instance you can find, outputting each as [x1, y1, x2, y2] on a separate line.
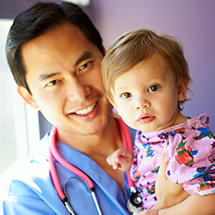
[75, 103, 96, 115]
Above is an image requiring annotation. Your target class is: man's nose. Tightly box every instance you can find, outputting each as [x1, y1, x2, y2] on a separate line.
[68, 79, 91, 102]
[135, 97, 150, 110]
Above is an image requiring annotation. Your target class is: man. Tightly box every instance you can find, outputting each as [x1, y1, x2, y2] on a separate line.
[3, 2, 135, 214]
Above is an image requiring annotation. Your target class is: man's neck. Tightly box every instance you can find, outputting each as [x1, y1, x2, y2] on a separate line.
[56, 116, 125, 191]
[56, 116, 122, 159]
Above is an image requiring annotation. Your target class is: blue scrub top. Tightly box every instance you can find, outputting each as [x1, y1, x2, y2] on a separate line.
[3, 123, 136, 215]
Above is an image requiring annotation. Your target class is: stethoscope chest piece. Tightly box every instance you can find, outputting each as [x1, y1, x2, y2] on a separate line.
[127, 190, 143, 213]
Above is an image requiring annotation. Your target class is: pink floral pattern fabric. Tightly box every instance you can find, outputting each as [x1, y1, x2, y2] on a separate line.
[130, 114, 215, 210]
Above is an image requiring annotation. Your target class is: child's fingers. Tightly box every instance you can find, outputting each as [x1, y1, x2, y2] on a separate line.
[115, 148, 130, 158]
[106, 152, 121, 169]
[107, 149, 126, 165]
[106, 154, 115, 166]
[107, 148, 133, 170]
[115, 156, 128, 166]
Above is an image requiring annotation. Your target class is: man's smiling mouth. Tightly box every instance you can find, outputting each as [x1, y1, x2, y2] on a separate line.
[75, 103, 97, 115]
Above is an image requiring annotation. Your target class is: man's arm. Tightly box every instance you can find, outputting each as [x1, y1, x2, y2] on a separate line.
[158, 193, 215, 215]
[133, 148, 215, 215]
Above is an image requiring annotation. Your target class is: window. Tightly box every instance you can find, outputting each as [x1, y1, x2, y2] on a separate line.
[0, 20, 40, 212]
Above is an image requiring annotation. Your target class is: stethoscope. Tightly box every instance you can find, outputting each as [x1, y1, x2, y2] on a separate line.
[49, 118, 142, 214]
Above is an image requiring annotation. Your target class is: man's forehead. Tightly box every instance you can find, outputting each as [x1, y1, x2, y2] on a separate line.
[21, 22, 90, 57]
[44, 22, 84, 41]
[22, 22, 84, 48]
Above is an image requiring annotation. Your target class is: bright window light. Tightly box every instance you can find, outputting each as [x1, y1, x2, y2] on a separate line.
[62, 0, 90, 6]
[0, 20, 40, 214]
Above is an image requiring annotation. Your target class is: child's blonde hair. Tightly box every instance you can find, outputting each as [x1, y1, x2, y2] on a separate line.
[101, 28, 192, 110]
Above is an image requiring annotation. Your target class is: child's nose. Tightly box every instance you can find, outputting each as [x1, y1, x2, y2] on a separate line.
[135, 98, 150, 110]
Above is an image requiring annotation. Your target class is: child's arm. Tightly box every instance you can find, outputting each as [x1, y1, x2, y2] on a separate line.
[106, 148, 133, 171]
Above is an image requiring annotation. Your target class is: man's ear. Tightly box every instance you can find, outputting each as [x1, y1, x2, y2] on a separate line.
[17, 86, 39, 110]
[178, 78, 188, 102]
[102, 45, 106, 54]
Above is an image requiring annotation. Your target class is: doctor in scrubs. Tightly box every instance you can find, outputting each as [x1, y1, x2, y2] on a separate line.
[3, 2, 136, 214]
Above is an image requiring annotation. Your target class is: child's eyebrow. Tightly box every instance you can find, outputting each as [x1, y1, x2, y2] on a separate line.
[114, 86, 129, 93]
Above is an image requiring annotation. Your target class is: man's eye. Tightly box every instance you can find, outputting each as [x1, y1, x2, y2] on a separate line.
[47, 80, 59, 86]
[121, 92, 132, 99]
[79, 61, 94, 71]
[149, 85, 160, 92]
[80, 62, 89, 70]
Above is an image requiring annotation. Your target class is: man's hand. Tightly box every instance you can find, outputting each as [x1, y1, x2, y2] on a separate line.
[133, 209, 159, 215]
[133, 148, 215, 215]
[153, 148, 190, 210]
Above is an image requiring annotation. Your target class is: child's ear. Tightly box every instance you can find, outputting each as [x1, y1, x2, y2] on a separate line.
[178, 78, 188, 102]
[17, 86, 39, 110]
[108, 96, 120, 115]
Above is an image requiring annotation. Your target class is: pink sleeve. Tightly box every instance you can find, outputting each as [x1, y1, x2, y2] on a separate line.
[165, 129, 215, 195]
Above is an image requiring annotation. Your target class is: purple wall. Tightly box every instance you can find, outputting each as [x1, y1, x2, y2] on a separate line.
[92, 0, 215, 131]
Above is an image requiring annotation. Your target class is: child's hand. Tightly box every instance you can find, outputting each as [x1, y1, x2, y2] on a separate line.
[133, 209, 158, 215]
[106, 148, 133, 171]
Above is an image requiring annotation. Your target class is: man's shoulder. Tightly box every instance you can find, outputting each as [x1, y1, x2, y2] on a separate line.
[7, 134, 50, 194]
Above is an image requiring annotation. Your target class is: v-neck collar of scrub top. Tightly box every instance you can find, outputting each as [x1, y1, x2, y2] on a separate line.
[54, 136, 130, 210]
[50, 117, 134, 214]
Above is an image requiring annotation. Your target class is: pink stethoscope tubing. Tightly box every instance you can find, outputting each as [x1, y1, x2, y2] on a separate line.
[115, 118, 136, 189]
[49, 126, 94, 197]
[49, 118, 136, 214]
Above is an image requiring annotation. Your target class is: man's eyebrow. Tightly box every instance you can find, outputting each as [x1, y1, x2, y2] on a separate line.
[75, 51, 93, 67]
[38, 51, 93, 81]
[39, 72, 60, 81]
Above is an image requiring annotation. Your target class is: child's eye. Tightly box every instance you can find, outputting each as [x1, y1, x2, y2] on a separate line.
[149, 85, 160, 92]
[47, 80, 60, 86]
[121, 92, 132, 99]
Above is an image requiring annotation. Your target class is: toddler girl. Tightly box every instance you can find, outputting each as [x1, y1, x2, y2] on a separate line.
[101, 29, 215, 214]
